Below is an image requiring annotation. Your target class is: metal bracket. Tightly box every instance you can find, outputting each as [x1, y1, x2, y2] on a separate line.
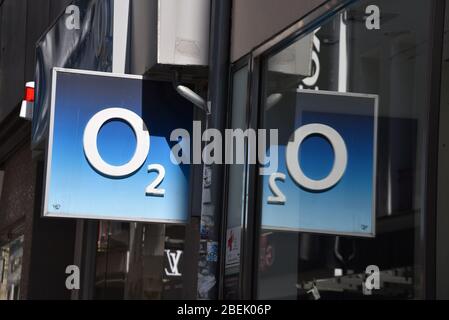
[173, 71, 210, 114]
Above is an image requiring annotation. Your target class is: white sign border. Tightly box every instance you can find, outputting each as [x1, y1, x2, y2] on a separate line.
[43, 67, 188, 224]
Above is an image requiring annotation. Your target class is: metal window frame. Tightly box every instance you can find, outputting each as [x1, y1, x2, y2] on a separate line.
[219, 55, 252, 299]
[424, 0, 446, 301]
[225, 0, 445, 299]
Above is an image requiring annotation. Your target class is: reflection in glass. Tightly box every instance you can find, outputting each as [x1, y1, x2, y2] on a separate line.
[94, 220, 198, 300]
[0, 236, 24, 300]
[257, 0, 432, 299]
[223, 66, 249, 299]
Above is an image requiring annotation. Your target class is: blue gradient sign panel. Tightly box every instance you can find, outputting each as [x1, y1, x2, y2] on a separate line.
[261, 90, 378, 237]
[44, 68, 193, 223]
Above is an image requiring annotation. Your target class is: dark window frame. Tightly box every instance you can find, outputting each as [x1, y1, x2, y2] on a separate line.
[219, 55, 251, 299]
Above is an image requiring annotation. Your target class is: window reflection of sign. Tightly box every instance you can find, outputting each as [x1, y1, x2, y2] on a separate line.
[300, 28, 321, 90]
[300, 22, 342, 92]
[261, 90, 378, 237]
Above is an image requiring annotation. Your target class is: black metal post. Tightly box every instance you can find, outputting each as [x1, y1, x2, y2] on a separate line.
[196, 0, 232, 300]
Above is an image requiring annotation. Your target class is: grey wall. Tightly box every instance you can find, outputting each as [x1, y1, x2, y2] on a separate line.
[231, 0, 327, 62]
[0, 0, 72, 124]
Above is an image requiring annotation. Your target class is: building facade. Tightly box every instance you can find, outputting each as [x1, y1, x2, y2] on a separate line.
[0, 0, 449, 300]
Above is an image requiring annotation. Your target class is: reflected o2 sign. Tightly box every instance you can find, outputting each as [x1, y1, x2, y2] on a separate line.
[286, 123, 348, 191]
[44, 68, 193, 223]
[262, 89, 378, 237]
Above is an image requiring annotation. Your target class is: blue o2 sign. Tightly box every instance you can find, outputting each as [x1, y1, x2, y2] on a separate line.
[261, 90, 378, 237]
[44, 68, 193, 223]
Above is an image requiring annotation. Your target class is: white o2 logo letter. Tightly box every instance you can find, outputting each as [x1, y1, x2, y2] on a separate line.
[286, 123, 347, 191]
[83, 107, 150, 178]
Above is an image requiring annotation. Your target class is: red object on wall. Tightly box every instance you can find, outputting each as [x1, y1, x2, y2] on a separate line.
[24, 86, 35, 102]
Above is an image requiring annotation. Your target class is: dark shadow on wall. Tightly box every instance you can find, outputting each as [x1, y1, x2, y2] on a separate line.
[23, 161, 77, 300]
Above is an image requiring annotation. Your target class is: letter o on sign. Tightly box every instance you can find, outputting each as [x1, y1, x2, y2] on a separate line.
[286, 123, 347, 191]
[83, 108, 150, 178]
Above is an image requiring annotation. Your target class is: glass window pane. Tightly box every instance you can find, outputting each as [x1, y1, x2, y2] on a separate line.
[257, 0, 433, 299]
[93, 220, 199, 300]
[223, 65, 249, 299]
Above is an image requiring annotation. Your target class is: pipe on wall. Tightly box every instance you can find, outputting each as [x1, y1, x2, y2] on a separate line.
[196, 0, 232, 300]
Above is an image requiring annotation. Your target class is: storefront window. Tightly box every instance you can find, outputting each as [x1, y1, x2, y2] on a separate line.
[257, 0, 434, 299]
[0, 236, 24, 300]
[94, 220, 199, 300]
